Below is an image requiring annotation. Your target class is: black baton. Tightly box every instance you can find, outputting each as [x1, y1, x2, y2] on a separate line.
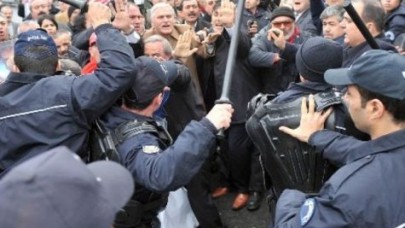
[343, 2, 380, 49]
[216, 0, 246, 138]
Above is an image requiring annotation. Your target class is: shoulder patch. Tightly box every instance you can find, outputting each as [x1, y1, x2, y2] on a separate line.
[142, 145, 160, 154]
[300, 198, 315, 226]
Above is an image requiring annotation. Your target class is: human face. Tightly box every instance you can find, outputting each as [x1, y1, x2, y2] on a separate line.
[341, 2, 365, 47]
[41, 19, 57, 35]
[69, 9, 81, 25]
[0, 17, 9, 42]
[152, 7, 175, 35]
[343, 85, 369, 133]
[322, 15, 344, 40]
[325, 0, 344, 6]
[181, 0, 200, 24]
[245, 0, 260, 12]
[271, 16, 295, 39]
[54, 33, 71, 58]
[30, 0, 50, 20]
[211, 9, 224, 33]
[128, 5, 145, 34]
[0, 6, 13, 23]
[381, 0, 401, 13]
[204, 0, 215, 15]
[293, 0, 310, 14]
[144, 41, 171, 60]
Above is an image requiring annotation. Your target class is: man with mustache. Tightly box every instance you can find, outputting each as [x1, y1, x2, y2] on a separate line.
[24, 0, 50, 21]
[179, 0, 211, 31]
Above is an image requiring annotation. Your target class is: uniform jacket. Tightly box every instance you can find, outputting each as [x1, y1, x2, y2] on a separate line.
[275, 129, 405, 227]
[0, 24, 136, 173]
[100, 106, 217, 193]
[384, 5, 405, 42]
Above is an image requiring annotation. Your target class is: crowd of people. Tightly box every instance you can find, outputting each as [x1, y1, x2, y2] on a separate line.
[0, 0, 404, 227]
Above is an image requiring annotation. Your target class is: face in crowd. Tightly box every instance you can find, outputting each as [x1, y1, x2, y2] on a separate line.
[180, 0, 201, 25]
[152, 4, 176, 35]
[293, 0, 310, 14]
[30, 0, 50, 20]
[144, 41, 171, 61]
[245, 0, 260, 12]
[41, 18, 57, 35]
[0, 16, 9, 42]
[340, 2, 365, 47]
[204, 0, 215, 15]
[380, 0, 401, 13]
[128, 4, 145, 34]
[322, 15, 344, 40]
[53, 32, 71, 58]
[211, 8, 224, 34]
[0, 6, 13, 24]
[271, 16, 296, 40]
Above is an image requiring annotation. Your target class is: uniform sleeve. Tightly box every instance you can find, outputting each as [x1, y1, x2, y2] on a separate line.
[274, 190, 353, 228]
[248, 29, 279, 68]
[120, 119, 216, 192]
[308, 130, 365, 167]
[70, 24, 137, 125]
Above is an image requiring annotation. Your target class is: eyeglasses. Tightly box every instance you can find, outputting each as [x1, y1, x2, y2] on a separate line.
[271, 20, 293, 28]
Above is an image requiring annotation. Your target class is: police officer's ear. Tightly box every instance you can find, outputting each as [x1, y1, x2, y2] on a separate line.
[368, 98, 385, 121]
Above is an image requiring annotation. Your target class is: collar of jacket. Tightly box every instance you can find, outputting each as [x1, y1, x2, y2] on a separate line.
[5, 72, 50, 84]
[349, 129, 405, 162]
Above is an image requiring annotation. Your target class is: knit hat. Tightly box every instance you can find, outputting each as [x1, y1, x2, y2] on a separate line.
[296, 37, 343, 82]
[270, 7, 295, 22]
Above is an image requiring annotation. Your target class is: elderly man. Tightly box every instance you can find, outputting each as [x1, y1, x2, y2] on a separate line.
[143, 2, 209, 107]
[24, 0, 50, 21]
[294, 0, 318, 36]
[0, 5, 19, 38]
[249, 6, 310, 95]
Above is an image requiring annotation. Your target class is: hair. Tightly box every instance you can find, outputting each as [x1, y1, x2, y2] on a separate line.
[67, 5, 79, 19]
[38, 14, 59, 30]
[320, 5, 345, 22]
[144, 35, 173, 56]
[151, 2, 175, 19]
[122, 90, 154, 110]
[17, 21, 40, 35]
[14, 46, 58, 75]
[352, 0, 385, 32]
[356, 85, 405, 123]
[0, 13, 7, 21]
[177, 0, 197, 11]
[52, 30, 72, 40]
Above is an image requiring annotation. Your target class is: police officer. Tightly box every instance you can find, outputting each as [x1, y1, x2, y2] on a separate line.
[276, 50, 405, 227]
[99, 56, 233, 227]
[0, 1, 136, 176]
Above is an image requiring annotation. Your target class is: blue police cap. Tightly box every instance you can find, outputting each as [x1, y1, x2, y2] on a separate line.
[325, 50, 405, 100]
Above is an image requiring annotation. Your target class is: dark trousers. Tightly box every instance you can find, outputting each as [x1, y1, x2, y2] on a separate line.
[226, 123, 264, 193]
[186, 160, 224, 228]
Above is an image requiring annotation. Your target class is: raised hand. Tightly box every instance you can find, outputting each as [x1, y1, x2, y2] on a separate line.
[279, 95, 333, 143]
[218, 0, 235, 28]
[173, 29, 199, 58]
[87, 2, 112, 29]
[267, 28, 286, 50]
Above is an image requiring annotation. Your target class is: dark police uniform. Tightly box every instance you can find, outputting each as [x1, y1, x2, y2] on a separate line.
[100, 105, 219, 227]
[274, 129, 405, 227]
[0, 24, 136, 175]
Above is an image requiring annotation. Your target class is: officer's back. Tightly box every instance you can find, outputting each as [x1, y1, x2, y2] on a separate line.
[0, 2, 136, 176]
